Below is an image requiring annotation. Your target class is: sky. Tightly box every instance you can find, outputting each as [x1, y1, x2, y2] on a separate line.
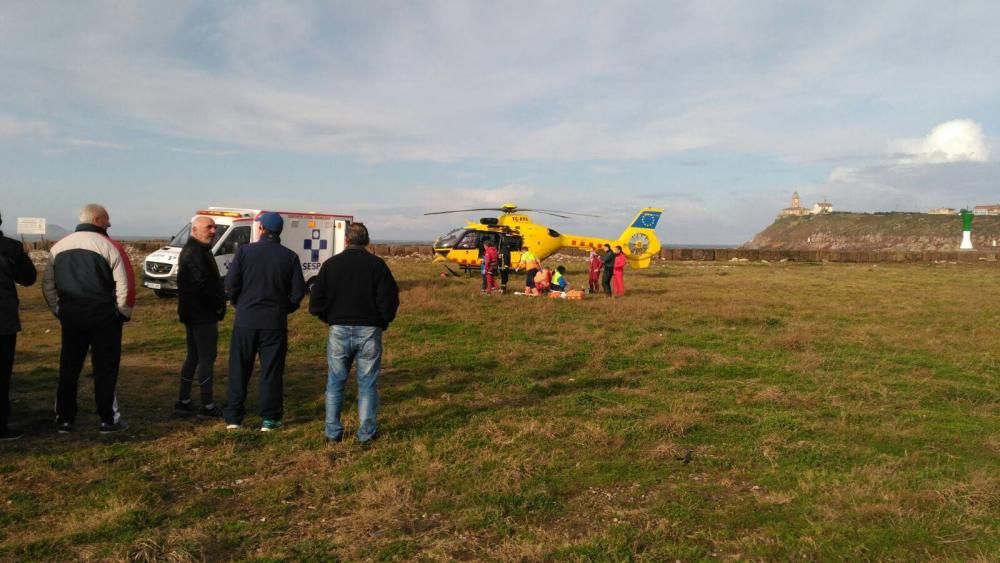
[1, 1, 998, 244]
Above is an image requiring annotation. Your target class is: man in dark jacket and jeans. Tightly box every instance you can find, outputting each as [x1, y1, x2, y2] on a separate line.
[0, 212, 38, 440]
[175, 216, 226, 417]
[600, 243, 615, 296]
[310, 222, 398, 446]
[224, 212, 304, 431]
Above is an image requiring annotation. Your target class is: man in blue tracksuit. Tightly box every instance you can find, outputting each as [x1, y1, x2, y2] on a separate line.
[223, 212, 305, 431]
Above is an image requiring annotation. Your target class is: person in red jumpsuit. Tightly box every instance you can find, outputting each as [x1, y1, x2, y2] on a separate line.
[588, 248, 602, 293]
[612, 245, 627, 296]
[482, 240, 500, 294]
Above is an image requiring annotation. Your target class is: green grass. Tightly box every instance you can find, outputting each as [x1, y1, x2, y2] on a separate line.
[1, 258, 998, 560]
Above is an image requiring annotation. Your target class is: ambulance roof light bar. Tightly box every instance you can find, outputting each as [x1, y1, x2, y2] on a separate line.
[196, 209, 250, 218]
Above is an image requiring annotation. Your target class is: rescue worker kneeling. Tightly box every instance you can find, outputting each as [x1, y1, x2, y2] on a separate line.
[550, 266, 568, 292]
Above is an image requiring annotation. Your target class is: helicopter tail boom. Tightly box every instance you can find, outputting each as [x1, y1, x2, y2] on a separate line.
[557, 208, 662, 269]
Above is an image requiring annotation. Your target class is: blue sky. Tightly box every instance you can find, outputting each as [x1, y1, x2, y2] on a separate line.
[1, 1, 997, 243]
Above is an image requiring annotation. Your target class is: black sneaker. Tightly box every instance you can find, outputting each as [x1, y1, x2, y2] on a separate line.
[174, 400, 197, 415]
[56, 421, 74, 434]
[359, 432, 379, 449]
[99, 420, 129, 434]
[197, 404, 222, 418]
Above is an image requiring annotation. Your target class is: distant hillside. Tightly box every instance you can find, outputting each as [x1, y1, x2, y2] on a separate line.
[743, 212, 1000, 251]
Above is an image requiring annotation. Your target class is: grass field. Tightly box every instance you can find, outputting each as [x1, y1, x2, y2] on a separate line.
[1, 258, 998, 561]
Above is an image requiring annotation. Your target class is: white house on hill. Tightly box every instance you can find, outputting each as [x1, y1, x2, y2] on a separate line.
[973, 204, 1000, 216]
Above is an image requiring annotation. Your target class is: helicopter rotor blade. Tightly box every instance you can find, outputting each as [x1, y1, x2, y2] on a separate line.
[423, 208, 507, 216]
[423, 205, 598, 218]
[522, 210, 571, 219]
[523, 208, 601, 218]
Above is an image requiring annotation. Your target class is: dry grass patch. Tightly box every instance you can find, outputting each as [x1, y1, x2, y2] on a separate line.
[649, 409, 703, 439]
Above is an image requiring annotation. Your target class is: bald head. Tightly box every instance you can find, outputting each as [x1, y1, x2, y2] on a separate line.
[80, 203, 110, 229]
[191, 216, 217, 245]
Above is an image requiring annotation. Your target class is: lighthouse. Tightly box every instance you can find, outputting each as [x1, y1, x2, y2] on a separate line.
[960, 209, 974, 250]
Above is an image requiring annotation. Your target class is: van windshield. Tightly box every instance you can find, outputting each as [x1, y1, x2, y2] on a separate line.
[167, 223, 229, 248]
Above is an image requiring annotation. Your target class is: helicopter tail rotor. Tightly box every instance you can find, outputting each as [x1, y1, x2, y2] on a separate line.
[617, 208, 663, 268]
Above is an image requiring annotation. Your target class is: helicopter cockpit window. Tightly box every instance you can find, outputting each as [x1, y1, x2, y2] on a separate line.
[547, 228, 560, 238]
[435, 228, 466, 248]
[456, 231, 480, 249]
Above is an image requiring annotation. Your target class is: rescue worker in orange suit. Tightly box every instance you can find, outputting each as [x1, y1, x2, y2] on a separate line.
[587, 248, 601, 293]
[482, 240, 499, 294]
[612, 245, 627, 296]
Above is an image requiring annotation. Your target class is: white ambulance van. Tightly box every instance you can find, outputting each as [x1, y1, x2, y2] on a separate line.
[142, 207, 352, 296]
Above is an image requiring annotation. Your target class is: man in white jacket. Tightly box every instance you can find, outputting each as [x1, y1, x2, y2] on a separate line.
[43, 204, 135, 434]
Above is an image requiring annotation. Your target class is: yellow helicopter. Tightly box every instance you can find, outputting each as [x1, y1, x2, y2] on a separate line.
[425, 204, 663, 273]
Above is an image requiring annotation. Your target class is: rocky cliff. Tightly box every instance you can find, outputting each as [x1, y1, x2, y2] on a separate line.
[743, 212, 1000, 251]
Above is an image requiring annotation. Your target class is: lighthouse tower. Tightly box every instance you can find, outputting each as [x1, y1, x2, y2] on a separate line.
[960, 209, 974, 250]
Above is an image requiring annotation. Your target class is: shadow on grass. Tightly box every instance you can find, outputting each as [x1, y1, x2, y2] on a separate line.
[4, 360, 328, 449]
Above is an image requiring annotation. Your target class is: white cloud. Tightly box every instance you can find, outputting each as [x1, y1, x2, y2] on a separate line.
[892, 119, 991, 164]
[817, 119, 993, 209]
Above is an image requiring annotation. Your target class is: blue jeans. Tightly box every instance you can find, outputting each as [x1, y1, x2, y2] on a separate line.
[325, 325, 382, 442]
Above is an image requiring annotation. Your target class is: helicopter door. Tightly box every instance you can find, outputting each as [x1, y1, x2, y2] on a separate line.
[477, 232, 500, 257]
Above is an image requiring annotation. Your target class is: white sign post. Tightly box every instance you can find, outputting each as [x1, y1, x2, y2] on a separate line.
[16, 217, 47, 236]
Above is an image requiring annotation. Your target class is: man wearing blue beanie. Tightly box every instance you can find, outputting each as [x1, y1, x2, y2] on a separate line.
[223, 211, 305, 431]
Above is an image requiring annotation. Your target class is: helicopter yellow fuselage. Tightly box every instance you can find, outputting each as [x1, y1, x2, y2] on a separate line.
[432, 208, 662, 271]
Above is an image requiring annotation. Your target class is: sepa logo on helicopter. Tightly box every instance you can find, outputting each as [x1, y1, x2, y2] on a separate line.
[631, 211, 661, 229]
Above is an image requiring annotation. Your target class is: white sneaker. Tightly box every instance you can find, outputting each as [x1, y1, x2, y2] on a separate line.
[226, 424, 240, 430]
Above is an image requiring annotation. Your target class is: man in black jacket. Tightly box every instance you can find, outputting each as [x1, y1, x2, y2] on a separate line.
[600, 243, 615, 296]
[0, 212, 38, 440]
[498, 236, 513, 293]
[223, 212, 305, 431]
[175, 216, 226, 417]
[310, 222, 398, 446]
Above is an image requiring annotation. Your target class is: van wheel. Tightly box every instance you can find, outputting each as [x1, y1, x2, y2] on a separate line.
[154, 290, 174, 298]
